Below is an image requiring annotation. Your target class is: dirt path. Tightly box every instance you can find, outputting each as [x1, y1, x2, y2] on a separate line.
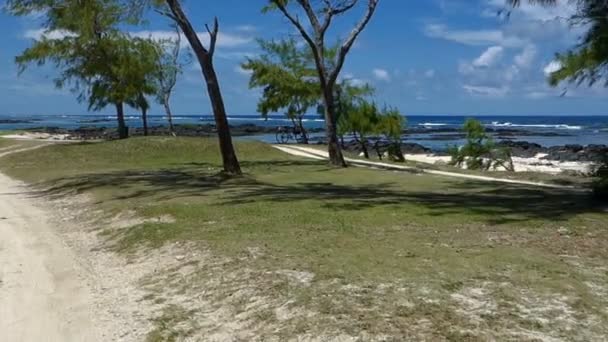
[275, 145, 588, 190]
[0, 144, 108, 341]
[0, 170, 104, 341]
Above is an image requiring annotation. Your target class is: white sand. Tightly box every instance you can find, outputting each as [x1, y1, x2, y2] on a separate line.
[2, 132, 71, 141]
[399, 153, 594, 175]
[276, 145, 590, 190]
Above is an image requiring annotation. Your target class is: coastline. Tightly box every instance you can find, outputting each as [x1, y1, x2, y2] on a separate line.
[2, 124, 604, 176]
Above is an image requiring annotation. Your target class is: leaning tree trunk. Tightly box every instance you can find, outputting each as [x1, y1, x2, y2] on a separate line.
[141, 107, 149, 136]
[322, 88, 347, 167]
[297, 117, 309, 144]
[167, 0, 241, 175]
[115, 102, 128, 139]
[200, 57, 241, 174]
[163, 97, 176, 136]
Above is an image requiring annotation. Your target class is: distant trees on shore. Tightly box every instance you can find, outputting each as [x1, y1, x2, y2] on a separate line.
[8, 0, 385, 173]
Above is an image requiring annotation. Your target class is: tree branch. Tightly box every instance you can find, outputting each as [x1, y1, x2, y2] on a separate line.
[271, 0, 328, 84]
[296, 0, 322, 32]
[329, 0, 379, 86]
[205, 17, 219, 58]
[154, 8, 178, 22]
[320, 0, 358, 35]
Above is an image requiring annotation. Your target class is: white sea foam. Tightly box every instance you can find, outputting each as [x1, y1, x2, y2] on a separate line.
[490, 121, 582, 130]
[419, 123, 449, 127]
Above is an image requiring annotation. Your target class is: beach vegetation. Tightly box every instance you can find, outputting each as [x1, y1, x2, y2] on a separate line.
[510, 0, 608, 87]
[339, 100, 379, 159]
[264, 0, 381, 167]
[151, 23, 190, 136]
[126, 92, 152, 136]
[376, 106, 406, 162]
[242, 39, 321, 144]
[7, 0, 156, 140]
[593, 160, 608, 200]
[449, 118, 515, 171]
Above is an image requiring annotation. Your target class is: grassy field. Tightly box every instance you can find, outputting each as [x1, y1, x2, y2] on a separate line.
[0, 137, 23, 149]
[1, 137, 607, 341]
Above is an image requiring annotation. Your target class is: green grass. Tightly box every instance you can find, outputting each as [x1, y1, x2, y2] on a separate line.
[1, 136, 607, 340]
[0, 137, 22, 149]
[0, 138, 44, 150]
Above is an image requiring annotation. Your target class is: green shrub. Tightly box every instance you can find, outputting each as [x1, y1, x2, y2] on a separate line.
[449, 118, 514, 172]
[593, 162, 608, 200]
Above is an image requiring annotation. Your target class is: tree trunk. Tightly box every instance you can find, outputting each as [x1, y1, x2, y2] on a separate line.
[297, 117, 309, 144]
[115, 102, 128, 139]
[322, 88, 346, 167]
[360, 138, 369, 159]
[142, 107, 149, 136]
[163, 96, 176, 136]
[167, 0, 241, 175]
[200, 57, 241, 174]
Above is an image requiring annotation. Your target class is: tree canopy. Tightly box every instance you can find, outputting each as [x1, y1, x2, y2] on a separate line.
[9, 0, 158, 138]
[508, 0, 608, 87]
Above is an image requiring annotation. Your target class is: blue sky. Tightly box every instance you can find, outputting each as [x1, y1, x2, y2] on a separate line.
[1, 0, 606, 116]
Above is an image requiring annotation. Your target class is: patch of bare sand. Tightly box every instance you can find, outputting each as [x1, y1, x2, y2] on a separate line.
[450, 282, 607, 341]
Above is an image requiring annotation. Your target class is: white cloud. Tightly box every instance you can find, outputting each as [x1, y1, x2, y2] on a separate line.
[543, 60, 562, 76]
[372, 68, 391, 82]
[424, 69, 436, 78]
[485, 0, 576, 22]
[463, 84, 509, 97]
[235, 25, 257, 32]
[424, 23, 525, 47]
[514, 44, 537, 68]
[131, 30, 252, 48]
[23, 28, 252, 49]
[473, 46, 504, 67]
[340, 73, 367, 87]
[216, 51, 257, 61]
[24, 29, 75, 40]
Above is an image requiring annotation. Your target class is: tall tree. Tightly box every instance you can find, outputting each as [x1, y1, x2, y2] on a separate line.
[265, 0, 381, 167]
[82, 35, 158, 139]
[242, 39, 321, 144]
[8, 0, 153, 139]
[153, 0, 242, 174]
[152, 23, 188, 135]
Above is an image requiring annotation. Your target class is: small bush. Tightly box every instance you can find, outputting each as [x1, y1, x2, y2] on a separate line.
[449, 118, 514, 171]
[593, 162, 608, 200]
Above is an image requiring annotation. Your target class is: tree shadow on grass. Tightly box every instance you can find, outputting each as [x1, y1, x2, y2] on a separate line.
[30, 162, 604, 224]
[219, 180, 603, 225]
[34, 167, 261, 203]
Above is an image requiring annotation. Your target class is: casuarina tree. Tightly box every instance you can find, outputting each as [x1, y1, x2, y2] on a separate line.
[242, 39, 323, 144]
[264, 0, 381, 167]
[8, 0, 154, 139]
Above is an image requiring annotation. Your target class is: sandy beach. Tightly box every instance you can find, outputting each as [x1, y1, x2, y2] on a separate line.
[401, 153, 595, 174]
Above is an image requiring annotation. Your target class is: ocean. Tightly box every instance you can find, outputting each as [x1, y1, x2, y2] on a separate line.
[1, 114, 608, 150]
